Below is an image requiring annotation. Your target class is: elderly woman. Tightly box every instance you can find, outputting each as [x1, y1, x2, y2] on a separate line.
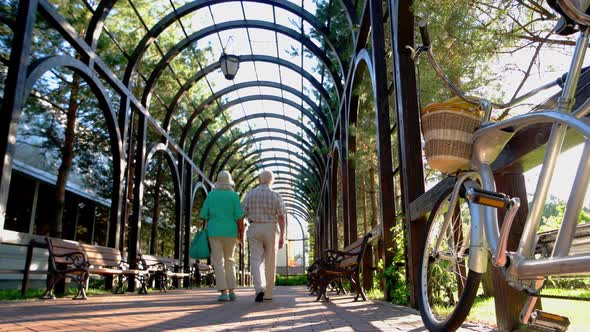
[200, 171, 244, 301]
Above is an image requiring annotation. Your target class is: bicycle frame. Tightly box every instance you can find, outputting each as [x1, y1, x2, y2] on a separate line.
[466, 26, 590, 285]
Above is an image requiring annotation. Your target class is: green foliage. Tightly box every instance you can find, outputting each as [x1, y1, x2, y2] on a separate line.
[275, 274, 307, 286]
[375, 223, 410, 306]
[539, 196, 590, 233]
[0, 286, 110, 301]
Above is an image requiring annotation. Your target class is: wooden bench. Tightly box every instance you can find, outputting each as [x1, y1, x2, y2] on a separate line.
[194, 263, 215, 287]
[139, 254, 192, 292]
[43, 238, 149, 299]
[314, 232, 372, 302]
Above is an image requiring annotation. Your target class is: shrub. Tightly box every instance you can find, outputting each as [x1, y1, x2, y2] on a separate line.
[275, 274, 307, 286]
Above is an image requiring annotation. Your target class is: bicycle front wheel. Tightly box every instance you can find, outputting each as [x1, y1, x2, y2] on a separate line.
[417, 186, 483, 332]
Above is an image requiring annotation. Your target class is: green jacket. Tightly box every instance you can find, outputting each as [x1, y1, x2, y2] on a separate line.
[199, 189, 244, 237]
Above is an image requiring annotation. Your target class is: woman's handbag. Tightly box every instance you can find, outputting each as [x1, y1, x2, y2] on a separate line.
[189, 229, 210, 259]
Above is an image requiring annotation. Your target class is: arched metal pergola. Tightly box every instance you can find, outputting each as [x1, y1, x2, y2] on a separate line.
[0, 0, 426, 304]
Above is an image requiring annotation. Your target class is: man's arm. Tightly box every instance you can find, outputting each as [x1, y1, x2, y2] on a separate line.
[278, 214, 286, 249]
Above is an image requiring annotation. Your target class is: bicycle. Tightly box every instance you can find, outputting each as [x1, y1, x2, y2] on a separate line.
[408, 1, 590, 331]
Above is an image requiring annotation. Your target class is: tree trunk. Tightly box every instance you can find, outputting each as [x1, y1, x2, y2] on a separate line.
[150, 156, 163, 255]
[121, 112, 137, 251]
[368, 166, 377, 229]
[361, 176, 368, 235]
[50, 73, 80, 238]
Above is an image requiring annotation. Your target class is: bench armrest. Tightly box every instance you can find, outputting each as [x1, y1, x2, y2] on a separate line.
[323, 249, 356, 256]
[52, 251, 89, 269]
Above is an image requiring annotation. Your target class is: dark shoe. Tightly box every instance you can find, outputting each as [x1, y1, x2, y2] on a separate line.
[255, 292, 264, 302]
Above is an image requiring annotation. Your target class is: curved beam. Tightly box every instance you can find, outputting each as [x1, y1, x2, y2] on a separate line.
[285, 203, 312, 221]
[218, 137, 324, 182]
[284, 200, 310, 214]
[233, 156, 321, 190]
[192, 95, 330, 151]
[276, 191, 313, 211]
[191, 181, 209, 202]
[174, 80, 332, 147]
[211, 129, 325, 180]
[141, 20, 343, 111]
[169, 57, 334, 140]
[124, 0, 346, 96]
[229, 148, 321, 181]
[238, 168, 313, 195]
[193, 113, 328, 171]
[236, 161, 316, 192]
[23, 54, 124, 248]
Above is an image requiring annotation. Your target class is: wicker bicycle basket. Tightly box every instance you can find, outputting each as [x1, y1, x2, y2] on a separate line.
[421, 98, 483, 174]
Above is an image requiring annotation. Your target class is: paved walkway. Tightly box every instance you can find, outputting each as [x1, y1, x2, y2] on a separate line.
[0, 286, 496, 331]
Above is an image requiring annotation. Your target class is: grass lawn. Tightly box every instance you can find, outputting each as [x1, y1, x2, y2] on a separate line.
[0, 287, 117, 301]
[468, 288, 590, 332]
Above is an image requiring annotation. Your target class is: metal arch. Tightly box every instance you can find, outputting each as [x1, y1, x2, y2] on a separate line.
[248, 177, 318, 202]
[228, 146, 319, 175]
[34, 2, 214, 188]
[123, 0, 346, 95]
[349, 48, 375, 104]
[24, 56, 123, 159]
[216, 137, 324, 183]
[211, 129, 325, 180]
[274, 178, 319, 197]
[191, 181, 209, 203]
[276, 191, 313, 211]
[287, 209, 312, 227]
[190, 94, 330, 153]
[284, 201, 310, 216]
[84, 0, 116, 50]
[274, 179, 317, 195]
[143, 143, 183, 218]
[141, 20, 343, 110]
[277, 190, 315, 210]
[338, 0, 360, 28]
[284, 201, 310, 217]
[233, 158, 320, 190]
[175, 80, 332, 146]
[274, 175, 320, 194]
[236, 161, 316, 192]
[232, 156, 321, 189]
[192, 113, 329, 170]
[229, 148, 320, 179]
[142, 142, 183, 261]
[284, 203, 311, 220]
[21, 54, 125, 248]
[238, 168, 308, 194]
[168, 57, 334, 139]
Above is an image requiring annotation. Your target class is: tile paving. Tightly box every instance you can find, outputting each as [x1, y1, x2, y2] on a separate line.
[0, 286, 496, 331]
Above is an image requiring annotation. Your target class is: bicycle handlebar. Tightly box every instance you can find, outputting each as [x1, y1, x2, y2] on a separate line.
[415, 22, 559, 110]
[558, 0, 590, 26]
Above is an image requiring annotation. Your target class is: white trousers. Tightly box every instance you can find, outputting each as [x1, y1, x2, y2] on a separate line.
[247, 223, 279, 297]
[209, 237, 237, 291]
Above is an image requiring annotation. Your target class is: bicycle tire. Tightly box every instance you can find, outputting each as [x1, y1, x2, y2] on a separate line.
[417, 185, 483, 332]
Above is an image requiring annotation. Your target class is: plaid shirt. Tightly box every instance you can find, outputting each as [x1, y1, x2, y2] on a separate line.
[241, 184, 286, 223]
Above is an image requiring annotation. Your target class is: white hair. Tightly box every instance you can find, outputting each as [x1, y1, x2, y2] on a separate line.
[259, 170, 274, 185]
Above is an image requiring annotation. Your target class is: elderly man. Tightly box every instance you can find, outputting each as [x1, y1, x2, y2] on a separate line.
[242, 170, 286, 302]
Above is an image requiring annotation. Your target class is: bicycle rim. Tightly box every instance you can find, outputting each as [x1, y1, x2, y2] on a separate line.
[418, 189, 482, 332]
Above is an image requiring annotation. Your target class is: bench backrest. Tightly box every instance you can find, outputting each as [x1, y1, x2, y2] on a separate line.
[47, 238, 122, 268]
[139, 254, 180, 270]
[339, 232, 372, 268]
